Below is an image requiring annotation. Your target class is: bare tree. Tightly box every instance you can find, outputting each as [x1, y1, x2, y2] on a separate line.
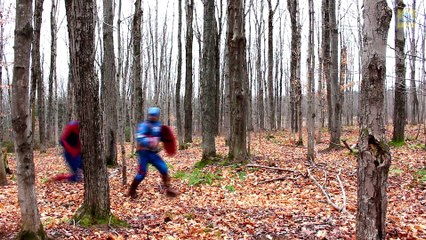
[266, 0, 278, 130]
[307, 0, 315, 161]
[176, 0, 184, 147]
[329, 0, 341, 149]
[102, 0, 118, 166]
[287, 0, 303, 145]
[408, 0, 419, 123]
[356, 0, 392, 238]
[65, 0, 111, 221]
[392, 0, 407, 142]
[184, 0, 194, 144]
[12, 0, 46, 238]
[132, 0, 143, 125]
[201, 0, 218, 159]
[227, 0, 248, 163]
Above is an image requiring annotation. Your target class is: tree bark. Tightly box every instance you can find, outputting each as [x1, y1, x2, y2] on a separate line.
[392, 0, 407, 142]
[132, 0, 143, 126]
[12, 0, 46, 238]
[409, 0, 418, 124]
[287, 0, 302, 145]
[102, 0, 118, 166]
[227, 0, 248, 163]
[184, 0, 194, 144]
[176, 0, 183, 147]
[329, 0, 341, 149]
[32, 0, 45, 152]
[307, 0, 315, 161]
[201, 0, 218, 159]
[267, 0, 277, 130]
[65, 0, 110, 220]
[356, 0, 392, 238]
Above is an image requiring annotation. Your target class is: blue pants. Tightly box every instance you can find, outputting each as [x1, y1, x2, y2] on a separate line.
[64, 151, 83, 182]
[134, 150, 168, 182]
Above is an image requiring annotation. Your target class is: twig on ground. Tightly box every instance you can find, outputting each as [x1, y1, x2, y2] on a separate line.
[246, 164, 297, 173]
[307, 168, 346, 213]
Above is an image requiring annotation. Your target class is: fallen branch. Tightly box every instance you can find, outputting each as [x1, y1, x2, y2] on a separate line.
[246, 164, 297, 173]
[259, 176, 290, 184]
[307, 168, 346, 212]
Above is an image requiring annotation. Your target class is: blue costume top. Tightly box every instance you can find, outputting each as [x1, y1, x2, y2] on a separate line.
[136, 120, 162, 150]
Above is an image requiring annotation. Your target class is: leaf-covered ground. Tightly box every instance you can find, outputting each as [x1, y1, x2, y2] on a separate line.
[1, 126, 425, 239]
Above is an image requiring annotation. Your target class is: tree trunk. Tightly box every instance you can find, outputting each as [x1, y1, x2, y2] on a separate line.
[132, 0, 143, 125]
[227, 0, 248, 163]
[48, 0, 58, 144]
[317, 12, 324, 143]
[392, 0, 407, 142]
[116, 0, 126, 185]
[201, 0, 218, 159]
[65, 0, 110, 221]
[329, 0, 341, 149]
[287, 0, 302, 145]
[267, 0, 276, 130]
[356, 0, 392, 238]
[307, 0, 315, 161]
[409, 0, 418, 124]
[31, 0, 45, 152]
[176, 0, 183, 147]
[12, 1, 46, 238]
[254, 1, 264, 130]
[184, 0, 194, 144]
[102, 0, 118, 166]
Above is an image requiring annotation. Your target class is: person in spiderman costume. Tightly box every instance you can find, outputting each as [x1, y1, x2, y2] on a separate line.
[56, 121, 83, 182]
[126, 107, 178, 198]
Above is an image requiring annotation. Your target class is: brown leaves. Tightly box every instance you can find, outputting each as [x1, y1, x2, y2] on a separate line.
[0, 127, 425, 239]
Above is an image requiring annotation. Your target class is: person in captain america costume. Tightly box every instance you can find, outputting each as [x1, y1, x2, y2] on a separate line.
[126, 107, 178, 198]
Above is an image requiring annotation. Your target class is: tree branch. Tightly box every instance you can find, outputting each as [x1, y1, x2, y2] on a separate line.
[307, 168, 346, 212]
[247, 163, 297, 173]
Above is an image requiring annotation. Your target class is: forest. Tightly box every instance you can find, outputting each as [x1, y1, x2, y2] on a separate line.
[0, 0, 425, 239]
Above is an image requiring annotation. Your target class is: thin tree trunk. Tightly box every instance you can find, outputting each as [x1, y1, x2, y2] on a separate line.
[116, 0, 127, 185]
[356, 1, 392, 238]
[307, 0, 315, 162]
[329, 0, 341, 149]
[267, 0, 277, 130]
[317, 11, 324, 143]
[409, 0, 419, 124]
[132, 0, 143, 124]
[12, 0, 46, 237]
[176, 0, 183, 147]
[392, 0, 407, 142]
[184, 0, 194, 144]
[102, 0, 118, 166]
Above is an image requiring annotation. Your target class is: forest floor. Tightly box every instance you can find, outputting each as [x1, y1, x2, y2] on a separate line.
[0, 125, 425, 239]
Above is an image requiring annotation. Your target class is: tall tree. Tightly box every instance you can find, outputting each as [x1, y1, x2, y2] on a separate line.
[227, 0, 248, 162]
[201, 0, 218, 159]
[392, 0, 407, 142]
[31, 0, 45, 152]
[408, 0, 419, 123]
[102, 0, 118, 166]
[12, 0, 46, 238]
[356, 0, 392, 238]
[132, 0, 143, 125]
[287, 0, 302, 145]
[307, 0, 315, 161]
[253, 0, 265, 130]
[184, 0, 194, 143]
[176, 0, 183, 147]
[65, 0, 111, 221]
[267, 0, 278, 130]
[329, 0, 341, 149]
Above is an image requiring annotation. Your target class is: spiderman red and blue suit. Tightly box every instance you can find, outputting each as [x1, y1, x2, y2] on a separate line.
[57, 121, 83, 182]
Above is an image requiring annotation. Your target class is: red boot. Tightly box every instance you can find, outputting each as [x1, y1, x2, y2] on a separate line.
[125, 179, 141, 199]
[161, 174, 178, 197]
